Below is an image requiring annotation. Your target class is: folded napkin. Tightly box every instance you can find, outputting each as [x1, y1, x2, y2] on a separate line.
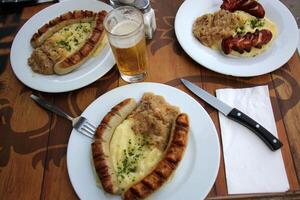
[216, 86, 289, 194]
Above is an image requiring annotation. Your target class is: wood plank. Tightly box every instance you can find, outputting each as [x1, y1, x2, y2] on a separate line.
[118, 44, 202, 85]
[0, 57, 51, 199]
[41, 69, 119, 199]
[20, 3, 51, 20]
[42, 158, 78, 200]
[201, 69, 231, 197]
[269, 66, 300, 190]
[271, 53, 300, 185]
[40, 92, 76, 200]
[0, 152, 44, 200]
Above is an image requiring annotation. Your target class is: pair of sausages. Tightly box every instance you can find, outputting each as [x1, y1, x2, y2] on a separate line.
[220, 0, 272, 54]
[30, 10, 107, 75]
[92, 98, 189, 200]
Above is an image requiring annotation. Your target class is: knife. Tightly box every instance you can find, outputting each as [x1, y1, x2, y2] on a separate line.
[181, 78, 282, 151]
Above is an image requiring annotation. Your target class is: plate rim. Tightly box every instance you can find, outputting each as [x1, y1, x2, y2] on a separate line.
[174, 0, 299, 77]
[66, 82, 221, 200]
[10, 0, 115, 93]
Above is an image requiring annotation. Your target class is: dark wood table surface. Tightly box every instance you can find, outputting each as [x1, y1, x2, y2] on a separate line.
[0, 0, 300, 199]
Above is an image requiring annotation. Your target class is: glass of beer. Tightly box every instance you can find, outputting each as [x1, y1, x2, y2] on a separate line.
[104, 6, 148, 83]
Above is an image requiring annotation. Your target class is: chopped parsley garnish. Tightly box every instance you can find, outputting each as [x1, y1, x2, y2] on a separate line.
[236, 26, 245, 34]
[250, 19, 265, 29]
[131, 177, 136, 182]
[73, 38, 79, 46]
[83, 28, 90, 33]
[116, 137, 149, 182]
[57, 40, 71, 51]
[75, 23, 83, 31]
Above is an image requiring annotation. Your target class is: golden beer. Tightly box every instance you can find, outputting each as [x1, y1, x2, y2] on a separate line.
[104, 7, 148, 82]
[110, 34, 148, 77]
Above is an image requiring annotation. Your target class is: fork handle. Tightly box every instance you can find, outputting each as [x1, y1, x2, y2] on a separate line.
[31, 94, 73, 121]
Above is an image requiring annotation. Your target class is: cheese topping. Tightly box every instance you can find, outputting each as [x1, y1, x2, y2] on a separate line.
[48, 22, 93, 56]
[110, 119, 163, 191]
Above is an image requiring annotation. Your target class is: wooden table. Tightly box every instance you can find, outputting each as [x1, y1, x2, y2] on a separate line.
[0, 0, 300, 199]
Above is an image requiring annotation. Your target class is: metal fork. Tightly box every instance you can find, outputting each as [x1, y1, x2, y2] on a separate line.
[30, 94, 96, 138]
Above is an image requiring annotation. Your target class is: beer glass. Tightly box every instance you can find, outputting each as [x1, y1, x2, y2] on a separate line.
[104, 6, 148, 83]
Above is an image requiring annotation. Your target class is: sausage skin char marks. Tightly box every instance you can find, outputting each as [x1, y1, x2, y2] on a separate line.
[92, 98, 137, 194]
[220, 0, 265, 18]
[55, 11, 107, 74]
[29, 10, 108, 75]
[221, 29, 272, 54]
[123, 113, 189, 200]
[31, 10, 96, 48]
[92, 98, 189, 199]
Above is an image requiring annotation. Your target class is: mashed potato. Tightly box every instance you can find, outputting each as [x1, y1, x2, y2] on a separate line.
[192, 9, 277, 57]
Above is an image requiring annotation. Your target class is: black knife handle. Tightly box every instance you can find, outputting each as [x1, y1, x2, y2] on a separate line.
[227, 108, 282, 151]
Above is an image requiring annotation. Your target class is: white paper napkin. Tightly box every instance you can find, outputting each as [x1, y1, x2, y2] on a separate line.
[216, 86, 289, 194]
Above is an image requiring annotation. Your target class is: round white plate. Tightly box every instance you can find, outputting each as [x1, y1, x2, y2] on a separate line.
[10, 0, 115, 93]
[175, 0, 299, 77]
[67, 82, 220, 200]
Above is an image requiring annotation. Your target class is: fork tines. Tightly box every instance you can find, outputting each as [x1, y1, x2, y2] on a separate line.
[77, 118, 97, 139]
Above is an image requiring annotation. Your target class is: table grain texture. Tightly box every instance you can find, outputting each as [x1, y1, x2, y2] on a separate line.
[0, 0, 300, 199]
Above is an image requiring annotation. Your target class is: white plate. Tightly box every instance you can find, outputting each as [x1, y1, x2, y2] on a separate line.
[10, 0, 115, 93]
[175, 0, 299, 77]
[67, 82, 220, 200]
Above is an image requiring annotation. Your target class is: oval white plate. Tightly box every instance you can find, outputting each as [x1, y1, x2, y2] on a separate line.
[10, 0, 115, 93]
[175, 0, 299, 77]
[67, 82, 220, 200]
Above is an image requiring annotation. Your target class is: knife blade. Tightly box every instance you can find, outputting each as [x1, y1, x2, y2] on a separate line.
[181, 78, 282, 151]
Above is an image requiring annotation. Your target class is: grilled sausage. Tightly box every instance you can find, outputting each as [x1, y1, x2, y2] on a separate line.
[29, 10, 107, 75]
[92, 98, 137, 194]
[221, 0, 265, 18]
[53, 11, 107, 74]
[123, 113, 189, 200]
[31, 10, 96, 48]
[221, 29, 272, 54]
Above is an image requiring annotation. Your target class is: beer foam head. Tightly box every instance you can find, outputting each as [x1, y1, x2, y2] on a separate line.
[109, 20, 144, 48]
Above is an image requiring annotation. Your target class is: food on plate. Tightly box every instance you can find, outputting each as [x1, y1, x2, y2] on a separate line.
[28, 10, 107, 75]
[192, 10, 241, 48]
[221, 0, 265, 18]
[192, 0, 276, 57]
[92, 93, 189, 199]
[222, 29, 272, 54]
